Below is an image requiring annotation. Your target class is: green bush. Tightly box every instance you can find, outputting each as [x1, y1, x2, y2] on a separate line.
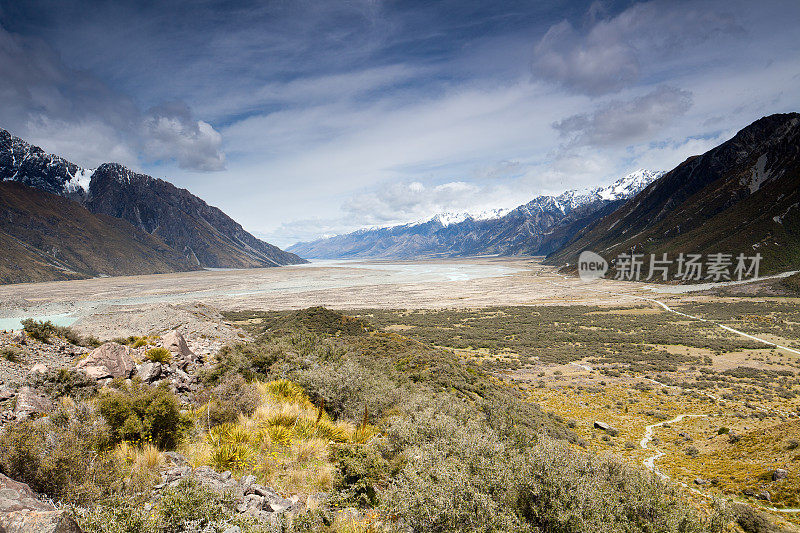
[21, 318, 58, 342]
[0, 405, 120, 504]
[196, 374, 260, 427]
[145, 347, 172, 363]
[158, 479, 235, 533]
[97, 381, 190, 450]
[77, 479, 237, 533]
[20, 318, 87, 345]
[26, 367, 98, 400]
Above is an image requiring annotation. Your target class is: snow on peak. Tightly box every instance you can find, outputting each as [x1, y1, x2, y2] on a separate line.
[429, 208, 510, 226]
[64, 167, 94, 193]
[595, 169, 663, 201]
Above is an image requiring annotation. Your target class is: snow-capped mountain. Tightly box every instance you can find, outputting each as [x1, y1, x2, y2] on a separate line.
[288, 170, 662, 259]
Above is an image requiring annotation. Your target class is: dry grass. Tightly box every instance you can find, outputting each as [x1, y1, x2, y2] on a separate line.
[186, 379, 375, 496]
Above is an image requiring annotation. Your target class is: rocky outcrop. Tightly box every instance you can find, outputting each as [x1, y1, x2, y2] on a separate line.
[161, 331, 193, 358]
[12, 387, 52, 420]
[75, 343, 135, 380]
[0, 473, 82, 533]
[155, 454, 295, 523]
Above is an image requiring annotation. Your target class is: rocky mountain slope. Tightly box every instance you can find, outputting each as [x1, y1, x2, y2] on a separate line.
[288, 170, 661, 259]
[0, 128, 306, 273]
[546, 113, 800, 275]
[0, 182, 197, 284]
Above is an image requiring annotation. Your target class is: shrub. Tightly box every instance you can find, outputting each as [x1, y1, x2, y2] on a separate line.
[157, 479, 235, 533]
[196, 374, 260, 428]
[717, 427, 730, 435]
[21, 318, 58, 342]
[145, 347, 172, 363]
[332, 441, 393, 507]
[131, 337, 148, 348]
[26, 367, 98, 400]
[77, 479, 236, 533]
[686, 446, 700, 457]
[19, 318, 85, 345]
[97, 381, 190, 450]
[0, 345, 20, 362]
[0, 404, 120, 504]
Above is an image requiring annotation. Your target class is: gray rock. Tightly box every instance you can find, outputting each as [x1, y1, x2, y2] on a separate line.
[773, 468, 789, 481]
[0, 473, 83, 532]
[136, 362, 162, 383]
[75, 343, 135, 379]
[593, 421, 617, 434]
[13, 387, 52, 419]
[222, 527, 242, 533]
[162, 331, 194, 358]
[29, 364, 48, 375]
[0, 387, 15, 401]
[257, 488, 293, 513]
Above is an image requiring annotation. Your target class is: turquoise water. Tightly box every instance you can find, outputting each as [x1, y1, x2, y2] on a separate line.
[0, 313, 78, 332]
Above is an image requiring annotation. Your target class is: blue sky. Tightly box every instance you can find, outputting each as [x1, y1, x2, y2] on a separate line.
[1, 0, 799, 247]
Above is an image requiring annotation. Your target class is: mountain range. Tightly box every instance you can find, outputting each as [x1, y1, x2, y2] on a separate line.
[288, 169, 663, 259]
[547, 112, 800, 276]
[0, 128, 305, 284]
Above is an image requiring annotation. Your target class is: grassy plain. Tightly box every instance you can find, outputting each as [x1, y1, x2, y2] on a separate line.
[360, 302, 800, 528]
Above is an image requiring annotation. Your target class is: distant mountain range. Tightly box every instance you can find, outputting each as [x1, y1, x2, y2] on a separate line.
[0, 128, 305, 283]
[288, 169, 663, 259]
[546, 113, 800, 276]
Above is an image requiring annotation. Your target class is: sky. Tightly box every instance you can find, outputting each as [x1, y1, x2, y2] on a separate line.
[1, 0, 798, 247]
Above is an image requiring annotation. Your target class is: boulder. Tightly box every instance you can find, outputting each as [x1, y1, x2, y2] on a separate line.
[13, 387, 52, 419]
[773, 468, 789, 481]
[593, 421, 618, 434]
[0, 473, 82, 532]
[161, 331, 194, 358]
[136, 362, 162, 383]
[75, 343, 134, 380]
[245, 483, 293, 513]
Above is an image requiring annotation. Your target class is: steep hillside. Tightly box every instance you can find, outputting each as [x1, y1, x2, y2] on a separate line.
[547, 113, 800, 275]
[0, 128, 306, 270]
[288, 170, 661, 259]
[0, 182, 197, 284]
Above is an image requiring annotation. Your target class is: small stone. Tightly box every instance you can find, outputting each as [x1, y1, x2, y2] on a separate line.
[222, 527, 242, 533]
[29, 363, 48, 375]
[773, 468, 789, 481]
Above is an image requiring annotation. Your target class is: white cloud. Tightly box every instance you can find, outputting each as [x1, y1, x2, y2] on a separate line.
[0, 24, 225, 172]
[143, 103, 225, 171]
[532, 1, 742, 95]
[553, 86, 693, 147]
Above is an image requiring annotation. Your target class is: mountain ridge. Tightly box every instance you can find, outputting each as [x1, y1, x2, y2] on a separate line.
[0, 128, 306, 272]
[288, 169, 662, 259]
[546, 112, 800, 275]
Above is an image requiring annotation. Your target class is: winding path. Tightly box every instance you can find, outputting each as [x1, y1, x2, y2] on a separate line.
[547, 273, 800, 512]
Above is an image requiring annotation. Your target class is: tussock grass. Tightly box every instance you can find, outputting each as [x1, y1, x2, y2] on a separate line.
[186, 379, 375, 495]
[145, 347, 172, 363]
